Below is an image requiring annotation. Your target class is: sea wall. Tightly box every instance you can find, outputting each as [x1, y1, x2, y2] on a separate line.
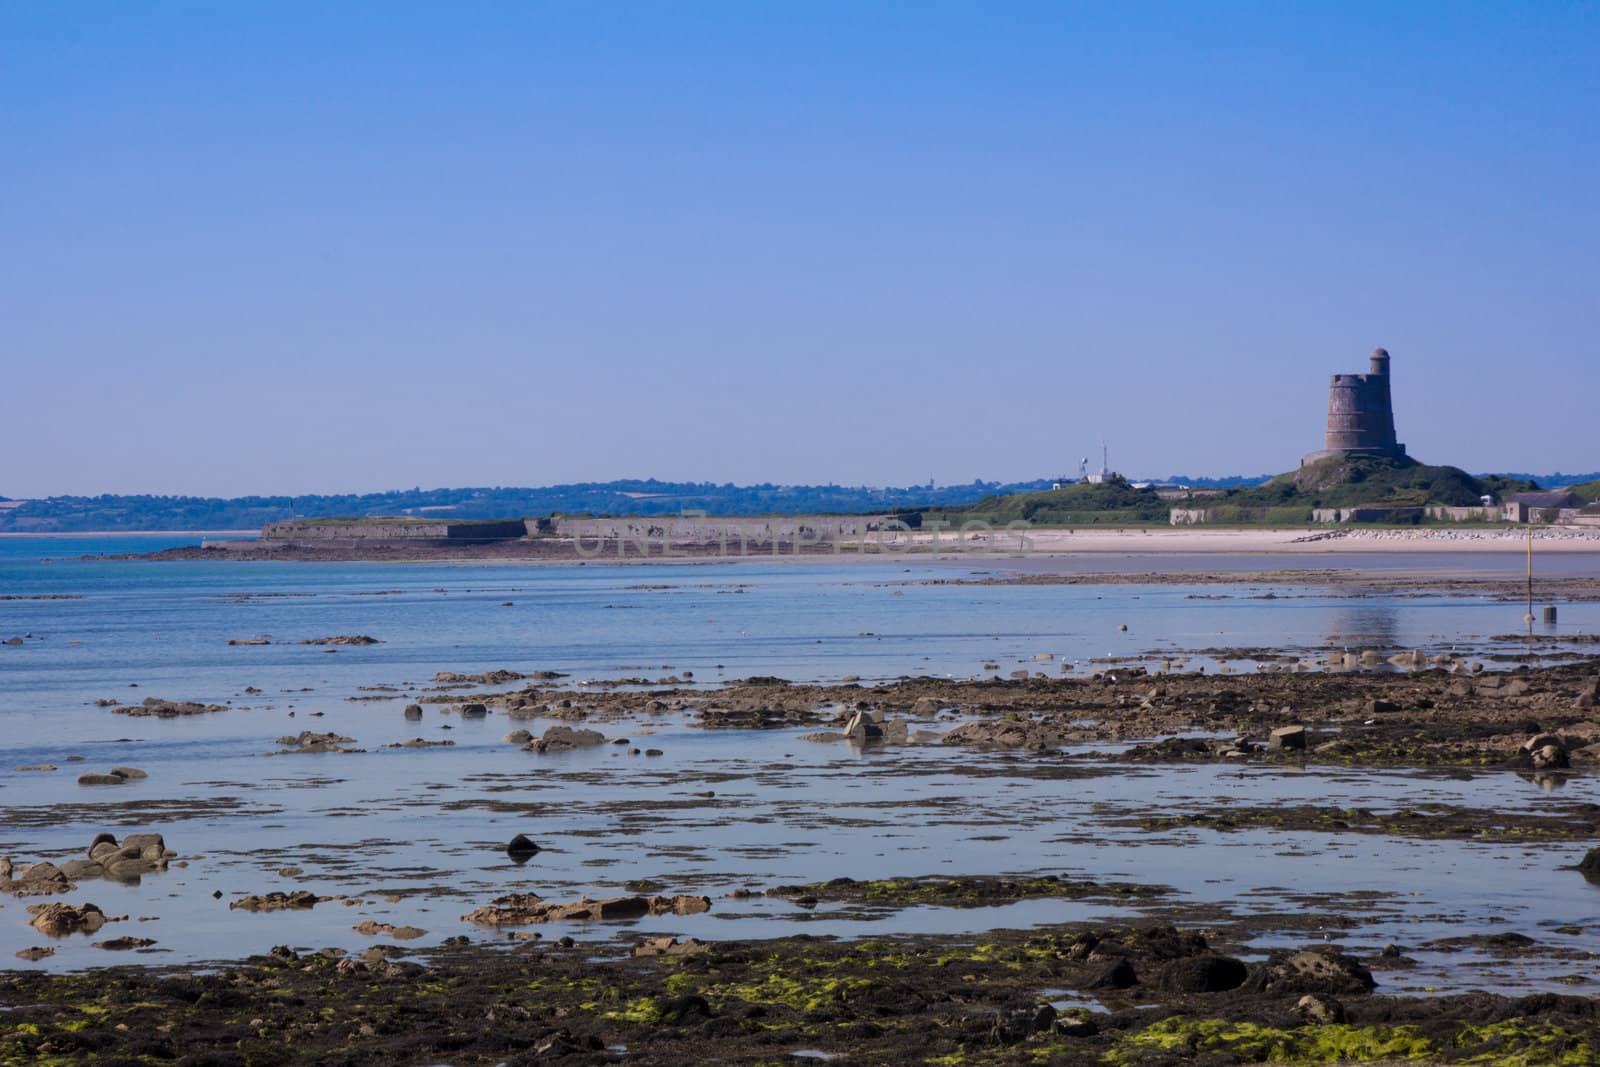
[261, 520, 528, 542]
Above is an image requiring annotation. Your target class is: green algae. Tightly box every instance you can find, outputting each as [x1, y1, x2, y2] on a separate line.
[1105, 1017, 1434, 1064]
[1454, 1019, 1599, 1065]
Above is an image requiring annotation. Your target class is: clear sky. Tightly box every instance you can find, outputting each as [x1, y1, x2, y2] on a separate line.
[3, 2, 1596, 496]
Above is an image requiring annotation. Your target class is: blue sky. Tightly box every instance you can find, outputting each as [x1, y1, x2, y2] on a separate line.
[3, 2, 1596, 496]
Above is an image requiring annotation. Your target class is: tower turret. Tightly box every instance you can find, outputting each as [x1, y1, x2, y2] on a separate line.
[1301, 347, 1407, 466]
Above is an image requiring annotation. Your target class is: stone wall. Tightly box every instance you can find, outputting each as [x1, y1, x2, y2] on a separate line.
[261, 520, 527, 542]
[541, 515, 892, 549]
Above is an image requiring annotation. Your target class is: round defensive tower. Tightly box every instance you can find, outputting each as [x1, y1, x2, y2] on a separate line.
[1302, 348, 1407, 466]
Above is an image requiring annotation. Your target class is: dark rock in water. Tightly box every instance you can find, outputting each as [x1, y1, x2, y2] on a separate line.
[1577, 848, 1600, 883]
[459, 703, 488, 718]
[109, 766, 148, 780]
[26, 901, 105, 936]
[77, 772, 131, 786]
[503, 729, 532, 744]
[299, 635, 382, 646]
[14, 946, 54, 961]
[526, 725, 605, 752]
[1088, 957, 1138, 989]
[94, 936, 157, 950]
[1522, 733, 1571, 770]
[506, 834, 541, 859]
[404, 704, 423, 720]
[58, 859, 105, 880]
[9, 862, 74, 897]
[1265, 947, 1376, 995]
[230, 890, 326, 912]
[1158, 955, 1249, 993]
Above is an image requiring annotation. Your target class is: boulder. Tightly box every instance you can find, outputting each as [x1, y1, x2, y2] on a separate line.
[121, 833, 168, 859]
[26, 902, 105, 936]
[109, 767, 147, 780]
[94, 936, 157, 950]
[77, 772, 131, 786]
[459, 703, 488, 718]
[463, 893, 710, 926]
[1266, 948, 1375, 995]
[503, 729, 532, 744]
[526, 726, 605, 752]
[1088, 957, 1138, 989]
[634, 936, 710, 957]
[1522, 734, 1570, 770]
[506, 834, 541, 859]
[1157, 955, 1249, 993]
[403, 704, 423, 720]
[1576, 848, 1600, 884]
[1294, 994, 1346, 1025]
[229, 890, 327, 911]
[1268, 726, 1307, 752]
[10, 862, 73, 897]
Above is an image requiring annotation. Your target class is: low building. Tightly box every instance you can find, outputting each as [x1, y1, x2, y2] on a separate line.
[1503, 492, 1582, 523]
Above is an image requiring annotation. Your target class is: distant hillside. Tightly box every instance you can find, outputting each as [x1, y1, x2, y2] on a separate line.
[1570, 480, 1600, 504]
[0, 479, 1064, 533]
[922, 478, 1170, 526]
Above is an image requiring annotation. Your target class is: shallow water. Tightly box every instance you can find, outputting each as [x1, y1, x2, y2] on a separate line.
[2, 534, 1599, 994]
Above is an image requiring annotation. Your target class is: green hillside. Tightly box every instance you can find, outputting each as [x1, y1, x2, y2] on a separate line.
[1570, 480, 1600, 504]
[1226, 454, 1533, 509]
[920, 455, 1536, 527]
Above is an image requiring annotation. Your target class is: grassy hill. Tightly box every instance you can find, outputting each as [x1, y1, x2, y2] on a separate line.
[920, 456, 1537, 527]
[1226, 455, 1533, 510]
[916, 478, 1170, 526]
[1570, 480, 1600, 504]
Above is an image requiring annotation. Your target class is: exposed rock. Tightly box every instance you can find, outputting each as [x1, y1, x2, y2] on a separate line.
[1576, 848, 1600, 883]
[109, 766, 148, 779]
[271, 730, 360, 754]
[1295, 993, 1347, 1024]
[15, 764, 56, 772]
[14, 946, 54, 961]
[228, 636, 271, 645]
[383, 738, 455, 748]
[1522, 733, 1571, 770]
[230, 891, 329, 912]
[463, 893, 711, 926]
[27, 902, 106, 936]
[941, 718, 1082, 749]
[503, 729, 532, 744]
[525, 725, 606, 752]
[1266, 947, 1376, 995]
[9, 862, 74, 897]
[633, 936, 710, 957]
[94, 936, 157, 950]
[404, 704, 423, 720]
[506, 834, 541, 859]
[1268, 725, 1307, 752]
[1088, 957, 1138, 989]
[352, 920, 426, 940]
[458, 703, 488, 718]
[111, 698, 227, 717]
[299, 635, 382, 645]
[77, 772, 134, 786]
[1157, 955, 1249, 993]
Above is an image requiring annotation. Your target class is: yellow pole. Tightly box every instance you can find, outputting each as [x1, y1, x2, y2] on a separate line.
[1525, 523, 1534, 626]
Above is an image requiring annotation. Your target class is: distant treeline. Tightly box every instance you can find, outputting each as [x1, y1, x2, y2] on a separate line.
[0, 479, 1060, 532]
[2, 470, 1590, 532]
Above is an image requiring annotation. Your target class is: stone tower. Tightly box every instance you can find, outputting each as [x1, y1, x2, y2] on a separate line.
[1301, 348, 1407, 466]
